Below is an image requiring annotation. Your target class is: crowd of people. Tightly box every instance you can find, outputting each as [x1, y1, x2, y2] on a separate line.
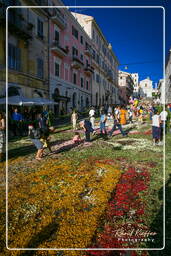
[0, 99, 171, 162]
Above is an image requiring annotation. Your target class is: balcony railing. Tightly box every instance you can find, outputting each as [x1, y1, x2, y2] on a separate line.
[7, 12, 33, 40]
[107, 71, 113, 82]
[51, 41, 69, 57]
[71, 56, 84, 69]
[51, 8, 67, 29]
[84, 64, 94, 76]
[84, 46, 92, 57]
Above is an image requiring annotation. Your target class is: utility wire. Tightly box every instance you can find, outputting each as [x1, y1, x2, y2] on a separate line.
[120, 60, 162, 66]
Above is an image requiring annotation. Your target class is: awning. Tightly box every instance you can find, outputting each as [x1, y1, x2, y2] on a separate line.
[0, 96, 35, 106]
[0, 96, 57, 106]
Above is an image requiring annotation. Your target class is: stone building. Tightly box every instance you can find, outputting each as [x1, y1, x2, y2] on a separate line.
[71, 12, 120, 107]
[0, 0, 49, 100]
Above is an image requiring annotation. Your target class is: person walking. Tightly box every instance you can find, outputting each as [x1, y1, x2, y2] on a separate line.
[28, 124, 44, 160]
[128, 108, 133, 124]
[160, 108, 168, 141]
[152, 110, 161, 146]
[120, 106, 127, 125]
[100, 110, 107, 135]
[0, 112, 5, 162]
[107, 105, 113, 121]
[108, 108, 126, 137]
[89, 106, 95, 130]
[71, 110, 78, 130]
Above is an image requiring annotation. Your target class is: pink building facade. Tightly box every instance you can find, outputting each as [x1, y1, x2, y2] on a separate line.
[49, 1, 94, 115]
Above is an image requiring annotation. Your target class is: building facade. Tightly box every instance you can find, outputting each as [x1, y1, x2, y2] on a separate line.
[139, 77, 153, 98]
[165, 49, 171, 104]
[118, 70, 134, 104]
[71, 13, 120, 107]
[131, 73, 139, 98]
[0, 0, 50, 100]
[49, 1, 93, 115]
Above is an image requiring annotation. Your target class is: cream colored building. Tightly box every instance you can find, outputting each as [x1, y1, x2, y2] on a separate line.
[139, 77, 153, 98]
[71, 12, 120, 106]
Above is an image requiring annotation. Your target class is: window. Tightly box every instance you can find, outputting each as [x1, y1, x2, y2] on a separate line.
[145, 84, 147, 87]
[81, 77, 84, 88]
[72, 46, 78, 56]
[80, 54, 84, 61]
[92, 30, 95, 39]
[80, 35, 83, 44]
[86, 81, 89, 90]
[37, 58, 44, 78]
[37, 18, 43, 39]
[96, 54, 99, 64]
[86, 59, 89, 67]
[72, 26, 78, 39]
[96, 74, 99, 83]
[92, 49, 96, 60]
[55, 62, 60, 77]
[55, 30, 59, 44]
[120, 76, 122, 79]
[73, 73, 77, 84]
[8, 43, 21, 71]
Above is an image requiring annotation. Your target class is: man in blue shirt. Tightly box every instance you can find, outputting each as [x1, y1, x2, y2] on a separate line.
[11, 108, 23, 136]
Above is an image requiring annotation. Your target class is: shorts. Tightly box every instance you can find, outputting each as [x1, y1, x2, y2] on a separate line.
[152, 126, 160, 139]
[31, 139, 43, 150]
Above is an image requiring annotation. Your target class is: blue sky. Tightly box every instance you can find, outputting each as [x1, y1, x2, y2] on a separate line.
[62, 0, 171, 87]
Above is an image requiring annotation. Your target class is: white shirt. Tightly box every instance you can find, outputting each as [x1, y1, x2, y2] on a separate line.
[160, 111, 168, 121]
[152, 114, 160, 127]
[89, 109, 95, 117]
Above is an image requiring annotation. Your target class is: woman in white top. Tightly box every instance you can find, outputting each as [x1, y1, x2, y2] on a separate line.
[152, 110, 161, 145]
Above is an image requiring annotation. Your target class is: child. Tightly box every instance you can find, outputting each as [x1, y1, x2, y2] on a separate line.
[72, 132, 82, 144]
[152, 110, 161, 146]
[28, 124, 44, 160]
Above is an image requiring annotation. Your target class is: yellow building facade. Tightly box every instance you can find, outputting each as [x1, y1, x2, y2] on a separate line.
[0, 0, 49, 99]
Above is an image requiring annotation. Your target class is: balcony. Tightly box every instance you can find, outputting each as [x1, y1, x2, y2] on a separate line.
[84, 64, 94, 76]
[51, 8, 67, 29]
[84, 46, 92, 57]
[71, 56, 84, 69]
[51, 41, 69, 58]
[107, 71, 113, 82]
[9, 18, 33, 40]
